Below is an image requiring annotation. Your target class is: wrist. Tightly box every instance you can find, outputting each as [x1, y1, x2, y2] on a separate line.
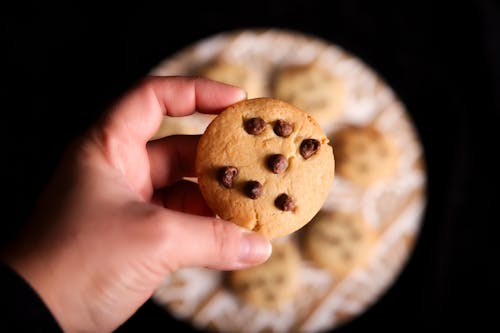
[2, 242, 101, 333]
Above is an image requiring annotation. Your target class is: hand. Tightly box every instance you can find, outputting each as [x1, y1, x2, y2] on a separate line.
[1, 77, 272, 333]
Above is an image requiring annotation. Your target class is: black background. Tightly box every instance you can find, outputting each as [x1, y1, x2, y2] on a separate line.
[1, 1, 497, 332]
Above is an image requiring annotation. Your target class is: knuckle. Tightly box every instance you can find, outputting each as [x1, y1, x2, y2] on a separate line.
[145, 209, 178, 270]
[209, 219, 237, 262]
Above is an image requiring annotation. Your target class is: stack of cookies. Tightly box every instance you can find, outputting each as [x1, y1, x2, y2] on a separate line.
[150, 29, 426, 333]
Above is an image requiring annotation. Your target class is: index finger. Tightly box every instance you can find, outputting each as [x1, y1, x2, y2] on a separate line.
[101, 76, 247, 145]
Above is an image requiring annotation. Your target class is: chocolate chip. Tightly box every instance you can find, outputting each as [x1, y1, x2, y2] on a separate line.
[265, 292, 276, 302]
[267, 154, 288, 174]
[350, 230, 361, 241]
[244, 117, 266, 135]
[255, 278, 265, 286]
[378, 146, 388, 157]
[218, 166, 238, 188]
[318, 232, 341, 245]
[275, 193, 295, 211]
[327, 235, 341, 245]
[273, 119, 294, 137]
[275, 274, 285, 284]
[236, 281, 250, 292]
[245, 180, 263, 199]
[357, 162, 369, 173]
[300, 139, 320, 159]
[339, 218, 351, 226]
[273, 251, 285, 260]
[355, 142, 367, 153]
[342, 250, 352, 261]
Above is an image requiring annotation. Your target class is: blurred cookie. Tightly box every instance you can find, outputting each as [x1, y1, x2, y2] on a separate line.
[333, 125, 399, 186]
[272, 63, 345, 125]
[302, 210, 375, 276]
[227, 241, 301, 309]
[150, 113, 215, 140]
[199, 60, 265, 98]
[196, 97, 335, 239]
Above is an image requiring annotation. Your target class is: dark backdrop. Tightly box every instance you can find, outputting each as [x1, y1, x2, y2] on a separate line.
[1, 1, 497, 332]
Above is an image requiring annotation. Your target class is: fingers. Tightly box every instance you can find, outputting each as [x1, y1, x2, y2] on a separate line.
[150, 210, 272, 271]
[101, 76, 246, 146]
[86, 77, 245, 198]
[152, 180, 213, 217]
[147, 135, 199, 188]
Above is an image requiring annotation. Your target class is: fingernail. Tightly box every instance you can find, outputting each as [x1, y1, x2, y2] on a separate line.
[239, 232, 272, 265]
[235, 89, 248, 102]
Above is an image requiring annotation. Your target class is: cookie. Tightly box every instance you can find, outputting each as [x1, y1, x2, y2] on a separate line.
[196, 97, 335, 239]
[333, 125, 399, 186]
[198, 60, 265, 98]
[302, 210, 375, 276]
[272, 63, 345, 126]
[227, 241, 301, 310]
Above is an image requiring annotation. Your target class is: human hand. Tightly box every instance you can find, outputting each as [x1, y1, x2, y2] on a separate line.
[1, 77, 272, 332]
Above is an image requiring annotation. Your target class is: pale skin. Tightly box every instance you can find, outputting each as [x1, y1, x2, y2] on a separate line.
[1, 77, 272, 333]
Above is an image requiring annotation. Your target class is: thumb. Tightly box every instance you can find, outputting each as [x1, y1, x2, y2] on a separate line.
[151, 210, 272, 271]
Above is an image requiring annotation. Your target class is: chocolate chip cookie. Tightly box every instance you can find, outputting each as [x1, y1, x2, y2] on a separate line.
[301, 210, 375, 276]
[333, 125, 399, 186]
[196, 97, 335, 239]
[199, 60, 265, 98]
[227, 241, 301, 310]
[272, 63, 345, 126]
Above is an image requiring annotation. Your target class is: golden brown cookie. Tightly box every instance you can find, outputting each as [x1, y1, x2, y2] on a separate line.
[227, 241, 301, 310]
[302, 210, 375, 276]
[272, 63, 345, 125]
[196, 97, 335, 239]
[332, 125, 399, 186]
[198, 61, 265, 98]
